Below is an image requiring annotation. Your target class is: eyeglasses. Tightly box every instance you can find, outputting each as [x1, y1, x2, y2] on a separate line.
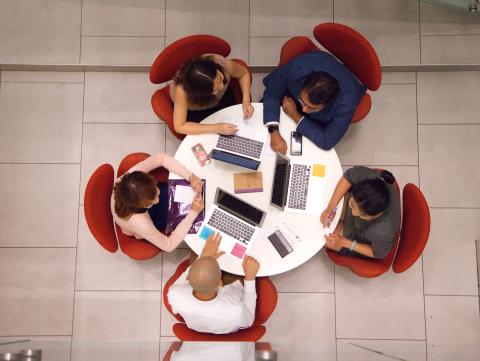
[297, 95, 322, 113]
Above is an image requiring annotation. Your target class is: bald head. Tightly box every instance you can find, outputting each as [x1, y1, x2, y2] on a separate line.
[188, 257, 222, 295]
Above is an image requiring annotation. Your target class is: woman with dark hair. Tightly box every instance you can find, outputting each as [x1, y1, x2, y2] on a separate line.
[320, 166, 401, 259]
[171, 54, 253, 135]
[111, 153, 204, 252]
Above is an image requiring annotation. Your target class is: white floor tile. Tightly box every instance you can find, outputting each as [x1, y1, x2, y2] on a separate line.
[0, 336, 71, 361]
[421, 35, 480, 64]
[335, 261, 425, 339]
[165, 0, 249, 60]
[425, 296, 480, 361]
[80, 122, 166, 204]
[0, 248, 75, 336]
[0, 0, 81, 64]
[83, 72, 159, 124]
[423, 209, 480, 296]
[250, 0, 332, 37]
[335, 84, 418, 165]
[271, 251, 334, 293]
[2, 71, 84, 83]
[264, 293, 336, 360]
[381, 72, 416, 84]
[418, 72, 480, 124]
[0, 82, 83, 163]
[71, 291, 160, 361]
[337, 339, 426, 361]
[0, 164, 79, 247]
[334, 0, 420, 65]
[81, 36, 164, 65]
[76, 208, 163, 291]
[421, 2, 480, 35]
[165, 131, 182, 156]
[419, 125, 480, 207]
[81, 0, 165, 36]
[251, 73, 267, 102]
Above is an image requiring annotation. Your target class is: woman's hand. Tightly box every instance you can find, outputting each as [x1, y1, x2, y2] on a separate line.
[324, 233, 348, 252]
[189, 174, 203, 193]
[320, 206, 337, 227]
[242, 101, 254, 119]
[191, 193, 204, 213]
[215, 122, 238, 135]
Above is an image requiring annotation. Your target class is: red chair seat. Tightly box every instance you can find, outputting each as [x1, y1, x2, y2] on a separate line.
[351, 94, 371, 124]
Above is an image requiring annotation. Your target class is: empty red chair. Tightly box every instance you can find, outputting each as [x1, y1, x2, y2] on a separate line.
[163, 259, 278, 341]
[114, 152, 170, 260]
[150, 34, 249, 140]
[84, 164, 118, 253]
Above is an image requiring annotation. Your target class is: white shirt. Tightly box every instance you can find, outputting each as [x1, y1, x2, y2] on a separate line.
[167, 267, 257, 334]
[170, 342, 255, 361]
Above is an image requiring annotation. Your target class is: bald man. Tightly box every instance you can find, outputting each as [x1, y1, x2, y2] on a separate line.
[167, 233, 261, 334]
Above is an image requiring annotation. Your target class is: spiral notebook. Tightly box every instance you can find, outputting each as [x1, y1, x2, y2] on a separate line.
[165, 179, 205, 235]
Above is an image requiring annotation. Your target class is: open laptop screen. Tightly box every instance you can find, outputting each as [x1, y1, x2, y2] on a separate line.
[215, 188, 265, 227]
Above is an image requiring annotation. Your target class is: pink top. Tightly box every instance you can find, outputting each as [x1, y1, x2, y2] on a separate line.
[111, 153, 199, 252]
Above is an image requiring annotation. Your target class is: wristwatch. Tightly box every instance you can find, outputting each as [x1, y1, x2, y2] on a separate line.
[267, 125, 279, 133]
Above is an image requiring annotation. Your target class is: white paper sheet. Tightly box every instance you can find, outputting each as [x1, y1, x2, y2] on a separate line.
[174, 185, 196, 204]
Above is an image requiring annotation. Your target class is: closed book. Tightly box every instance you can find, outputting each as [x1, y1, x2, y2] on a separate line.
[233, 171, 263, 194]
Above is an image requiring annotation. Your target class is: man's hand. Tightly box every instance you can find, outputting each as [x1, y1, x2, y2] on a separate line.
[242, 101, 254, 119]
[282, 96, 302, 123]
[242, 255, 260, 280]
[201, 232, 225, 259]
[324, 233, 348, 252]
[269, 131, 288, 155]
[189, 174, 203, 193]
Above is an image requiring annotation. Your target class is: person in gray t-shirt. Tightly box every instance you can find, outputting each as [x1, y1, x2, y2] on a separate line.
[320, 166, 401, 259]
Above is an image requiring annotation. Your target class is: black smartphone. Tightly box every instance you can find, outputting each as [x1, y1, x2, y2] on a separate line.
[290, 131, 303, 156]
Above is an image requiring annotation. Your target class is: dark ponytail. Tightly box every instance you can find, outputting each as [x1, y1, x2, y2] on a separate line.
[352, 170, 396, 216]
[379, 170, 395, 184]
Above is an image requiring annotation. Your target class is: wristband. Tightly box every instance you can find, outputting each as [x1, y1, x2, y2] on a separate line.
[349, 240, 357, 251]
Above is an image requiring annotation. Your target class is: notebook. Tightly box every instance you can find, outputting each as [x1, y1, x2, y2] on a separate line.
[233, 171, 263, 194]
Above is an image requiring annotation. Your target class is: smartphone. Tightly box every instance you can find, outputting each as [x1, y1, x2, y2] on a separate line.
[191, 143, 210, 167]
[290, 131, 303, 156]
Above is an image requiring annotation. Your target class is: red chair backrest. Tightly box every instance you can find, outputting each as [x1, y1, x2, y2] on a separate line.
[392, 184, 430, 273]
[278, 36, 319, 67]
[150, 35, 231, 84]
[84, 164, 118, 253]
[117, 152, 170, 183]
[313, 23, 381, 91]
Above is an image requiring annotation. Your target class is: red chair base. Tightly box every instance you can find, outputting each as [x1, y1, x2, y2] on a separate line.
[173, 323, 266, 342]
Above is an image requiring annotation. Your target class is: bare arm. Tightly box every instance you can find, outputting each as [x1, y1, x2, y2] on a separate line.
[320, 176, 352, 227]
[228, 60, 251, 104]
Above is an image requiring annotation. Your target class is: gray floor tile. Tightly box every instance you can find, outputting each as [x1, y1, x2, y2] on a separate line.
[334, 0, 420, 65]
[80, 122, 166, 204]
[418, 72, 480, 124]
[335, 261, 425, 339]
[83, 72, 159, 124]
[251, 73, 267, 102]
[382, 71, 416, 84]
[0, 164, 79, 247]
[425, 296, 480, 361]
[271, 342, 334, 361]
[81, 36, 164, 65]
[421, 2, 480, 35]
[0, 0, 81, 64]
[76, 207, 163, 291]
[0, 336, 71, 361]
[337, 339, 426, 361]
[71, 291, 160, 361]
[0, 248, 75, 335]
[81, 0, 165, 36]
[250, 0, 332, 37]
[165, 131, 182, 156]
[335, 84, 418, 165]
[0, 82, 83, 163]
[423, 209, 480, 296]
[1, 71, 84, 83]
[419, 125, 480, 207]
[271, 250, 334, 293]
[421, 35, 480, 64]
[165, 0, 249, 60]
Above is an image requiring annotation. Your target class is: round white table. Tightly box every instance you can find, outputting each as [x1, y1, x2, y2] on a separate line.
[170, 103, 343, 276]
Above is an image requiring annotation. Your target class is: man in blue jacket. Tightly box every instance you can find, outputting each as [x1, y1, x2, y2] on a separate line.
[263, 51, 366, 153]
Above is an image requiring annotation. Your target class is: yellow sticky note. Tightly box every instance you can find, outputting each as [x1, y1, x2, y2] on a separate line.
[312, 164, 326, 177]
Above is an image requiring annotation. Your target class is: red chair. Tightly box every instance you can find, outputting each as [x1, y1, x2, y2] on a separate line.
[84, 164, 118, 253]
[114, 152, 170, 260]
[326, 183, 430, 277]
[150, 34, 250, 140]
[278, 23, 381, 123]
[163, 259, 278, 341]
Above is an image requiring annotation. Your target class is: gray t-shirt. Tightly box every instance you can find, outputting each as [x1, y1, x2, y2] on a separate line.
[342, 166, 401, 258]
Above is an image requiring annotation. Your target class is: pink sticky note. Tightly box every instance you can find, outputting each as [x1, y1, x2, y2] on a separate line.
[231, 243, 247, 259]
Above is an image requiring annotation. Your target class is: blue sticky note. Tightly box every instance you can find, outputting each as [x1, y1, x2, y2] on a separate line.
[199, 226, 214, 240]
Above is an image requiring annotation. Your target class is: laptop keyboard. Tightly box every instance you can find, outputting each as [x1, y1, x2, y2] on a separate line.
[207, 209, 255, 244]
[216, 135, 263, 159]
[287, 164, 310, 210]
[271, 162, 288, 207]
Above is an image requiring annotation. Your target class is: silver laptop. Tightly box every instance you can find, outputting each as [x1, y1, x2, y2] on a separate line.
[198, 188, 266, 259]
[215, 134, 266, 161]
[270, 153, 326, 216]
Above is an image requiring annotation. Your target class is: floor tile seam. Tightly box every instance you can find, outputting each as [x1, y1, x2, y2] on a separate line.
[419, 0, 422, 65]
[428, 206, 480, 209]
[249, 35, 313, 39]
[0, 247, 77, 249]
[79, 0, 83, 66]
[0, 162, 81, 165]
[0, 335, 72, 338]
[418, 122, 480, 125]
[81, 35, 166, 38]
[248, 0, 251, 63]
[1, 81, 84, 84]
[424, 294, 479, 297]
[337, 337, 427, 342]
[74, 290, 162, 293]
[334, 263, 338, 361]
[341, 164, 419, 167]
[421, 33, 480, 37]
[276, 291, 335, 294]
[382, 82, 417, 85]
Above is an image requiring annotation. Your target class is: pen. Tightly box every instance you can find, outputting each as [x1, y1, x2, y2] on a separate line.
[327, 206, 337, 224]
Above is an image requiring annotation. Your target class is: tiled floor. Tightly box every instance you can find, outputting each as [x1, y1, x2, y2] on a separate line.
[1, 1, 480, 361]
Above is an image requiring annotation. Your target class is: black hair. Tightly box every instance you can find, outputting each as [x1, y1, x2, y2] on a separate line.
[173, 56, 228, 107]
[351, 171, 395, 216]
[302, 71, 339, 106]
